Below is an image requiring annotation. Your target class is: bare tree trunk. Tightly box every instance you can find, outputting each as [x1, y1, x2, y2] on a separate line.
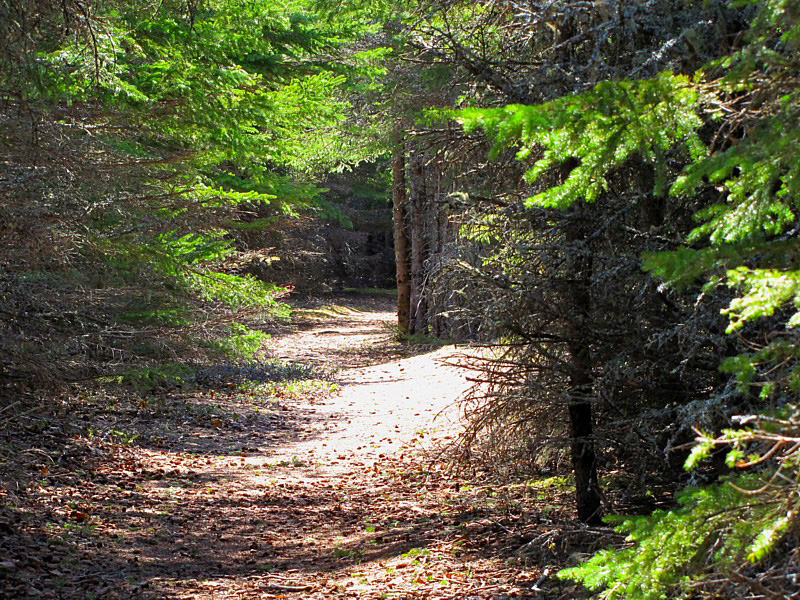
[392, 129, 411, 335]
[565, 202, 603, 525]
[431, 193, 444, 338]
[408, 151, 428, 334]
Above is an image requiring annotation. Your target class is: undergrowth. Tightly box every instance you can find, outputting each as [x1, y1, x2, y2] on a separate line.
[559, 406, 800, 598]
[388, 324, 452, 347]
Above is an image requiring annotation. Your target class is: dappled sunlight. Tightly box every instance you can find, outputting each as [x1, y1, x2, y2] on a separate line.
[0, 294, 564, 598]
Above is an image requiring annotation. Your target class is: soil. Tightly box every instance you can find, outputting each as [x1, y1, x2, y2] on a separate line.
[0, 293, 589, 599]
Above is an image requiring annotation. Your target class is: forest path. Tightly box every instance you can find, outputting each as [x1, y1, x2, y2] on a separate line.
[263, 295, 469, 473]
[2, 294, 558, 599]
[121, 294, 543, 598]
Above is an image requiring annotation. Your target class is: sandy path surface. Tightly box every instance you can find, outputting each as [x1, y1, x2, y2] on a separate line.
[266, 297, 472, 471]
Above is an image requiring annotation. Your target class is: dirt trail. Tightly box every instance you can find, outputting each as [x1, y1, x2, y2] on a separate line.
[1, 294, 557, 599]
[265, 300, 471, 471]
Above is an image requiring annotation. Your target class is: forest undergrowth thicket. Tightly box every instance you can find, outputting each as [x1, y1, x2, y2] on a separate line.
[0, 0, 385, 395]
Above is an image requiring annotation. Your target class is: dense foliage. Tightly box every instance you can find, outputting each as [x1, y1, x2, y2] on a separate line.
[434, 0, 800, 595]
[557, 0, 800, 594]
[0, 0, 380, 392]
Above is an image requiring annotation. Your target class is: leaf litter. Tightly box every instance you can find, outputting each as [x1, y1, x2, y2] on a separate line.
[0, 294, 592, 599]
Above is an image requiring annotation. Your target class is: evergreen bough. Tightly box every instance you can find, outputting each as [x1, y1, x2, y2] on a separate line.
[455, 0, 800, 595]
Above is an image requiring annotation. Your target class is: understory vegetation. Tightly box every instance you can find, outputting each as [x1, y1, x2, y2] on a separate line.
[1, 0, 387, 395]
[2, 0, 800, 597]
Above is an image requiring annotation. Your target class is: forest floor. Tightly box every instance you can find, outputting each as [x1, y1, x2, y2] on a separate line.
[0, 293, 598, 599]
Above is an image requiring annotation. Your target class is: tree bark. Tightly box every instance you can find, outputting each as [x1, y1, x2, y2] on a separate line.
[564, 171, 603, 525]
[431, 190, 446, 338]
[408, 151, 428, 334]
[392, 129, 411, 335]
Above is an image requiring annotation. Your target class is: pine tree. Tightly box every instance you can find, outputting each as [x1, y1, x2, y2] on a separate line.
[553, 0, 800, 594]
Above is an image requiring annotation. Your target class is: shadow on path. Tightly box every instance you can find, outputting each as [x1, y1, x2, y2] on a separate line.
[0, 294, 577, 599]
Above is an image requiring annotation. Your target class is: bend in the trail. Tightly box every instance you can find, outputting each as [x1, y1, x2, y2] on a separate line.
[2, 293, 563, 600]
[264, 297, 471, 473]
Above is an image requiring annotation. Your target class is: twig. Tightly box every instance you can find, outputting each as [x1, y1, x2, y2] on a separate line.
[0, 401, 20, 416]
[729, 570, 785, 600]
[258, 583, 312, 592]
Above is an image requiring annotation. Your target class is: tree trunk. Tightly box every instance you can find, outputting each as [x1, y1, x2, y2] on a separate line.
[564, 175, 603, 525]
[392, 129, 411, 335]
[431, 196, 444, 338]
[408, 151, 428, 334]
[566, 342, 603, 524]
